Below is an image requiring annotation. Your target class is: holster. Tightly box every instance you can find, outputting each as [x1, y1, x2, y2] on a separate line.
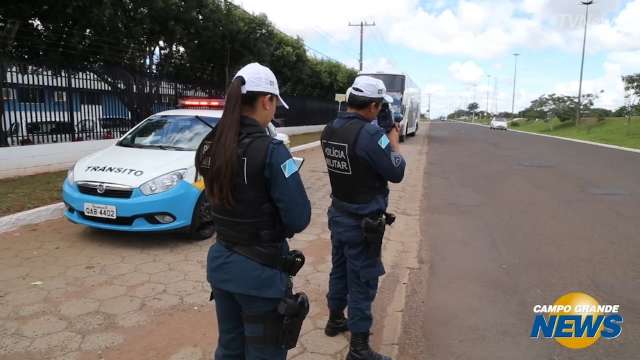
[361, 212, 395, 258]
[243, 291, 310, 350]
[362, 216, 385, 258]
[278, 292, 310, 349]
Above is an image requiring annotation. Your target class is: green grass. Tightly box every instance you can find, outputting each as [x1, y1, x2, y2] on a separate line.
[513, 117, 640, 149]
[0, 132, 323, 217]
[0, 170, 67, 217]
[289, 131, 322, 148]
[476, 117, 492, 125]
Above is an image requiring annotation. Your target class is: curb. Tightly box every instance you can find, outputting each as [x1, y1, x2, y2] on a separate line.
[290, 140, 321, 153]
[278, 125, 325, 136]
[453, 120, 640, 154]
[0, 203, 66, 233]
[376, 124, 429, 358]
[0, 141, 323, 234]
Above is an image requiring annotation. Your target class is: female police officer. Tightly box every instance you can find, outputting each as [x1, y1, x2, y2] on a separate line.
[196, 63, 311, 359]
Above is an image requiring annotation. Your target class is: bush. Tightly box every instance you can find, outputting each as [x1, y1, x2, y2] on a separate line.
[511, 121, 520, 127]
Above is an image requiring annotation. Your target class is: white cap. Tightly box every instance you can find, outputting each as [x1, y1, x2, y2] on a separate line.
[347, 76, 394, 104]
[234, 63, 289, 109]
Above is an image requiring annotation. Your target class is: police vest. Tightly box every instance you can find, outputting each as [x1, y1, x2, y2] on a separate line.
[321, 117, 386, 204]
[197, 121, 286, 247]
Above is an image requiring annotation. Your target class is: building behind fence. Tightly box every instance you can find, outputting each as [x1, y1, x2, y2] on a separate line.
[1, 63, 339, 147]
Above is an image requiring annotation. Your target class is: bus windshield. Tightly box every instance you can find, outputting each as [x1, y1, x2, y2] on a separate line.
[360, 73, 406, 93]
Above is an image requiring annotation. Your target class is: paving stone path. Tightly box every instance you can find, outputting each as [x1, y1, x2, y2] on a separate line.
[0, 128, 428, 360]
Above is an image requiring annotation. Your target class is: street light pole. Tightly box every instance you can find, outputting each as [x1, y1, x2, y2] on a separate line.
[577, 1, 594, 127]
[511, 53, 520, 117]
[486, 74, 491, 119]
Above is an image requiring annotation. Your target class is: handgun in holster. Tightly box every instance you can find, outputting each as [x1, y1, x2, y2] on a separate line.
[361, 212, 396, 258]
[277, 291, 310, 349]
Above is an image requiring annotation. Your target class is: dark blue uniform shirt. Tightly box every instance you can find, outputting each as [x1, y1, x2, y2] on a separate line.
[207, 138, 311, 299]
[330, 112, 406, 216]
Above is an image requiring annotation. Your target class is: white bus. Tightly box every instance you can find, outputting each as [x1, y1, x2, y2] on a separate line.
[359, 72, 421, 141]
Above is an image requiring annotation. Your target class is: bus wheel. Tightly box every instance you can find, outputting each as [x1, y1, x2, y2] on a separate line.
[189, 194, 215, 240]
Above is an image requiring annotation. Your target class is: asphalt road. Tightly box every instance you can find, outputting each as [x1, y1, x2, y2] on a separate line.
[399, 122, 640, 359]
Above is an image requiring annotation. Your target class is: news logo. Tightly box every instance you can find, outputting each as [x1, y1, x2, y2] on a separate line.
[530, 292, 623, 349]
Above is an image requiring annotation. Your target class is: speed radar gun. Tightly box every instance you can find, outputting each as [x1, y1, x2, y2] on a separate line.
[376, 102, 402, 133]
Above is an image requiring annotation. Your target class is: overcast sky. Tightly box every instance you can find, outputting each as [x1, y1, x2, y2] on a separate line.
[234, 0, 638, 116]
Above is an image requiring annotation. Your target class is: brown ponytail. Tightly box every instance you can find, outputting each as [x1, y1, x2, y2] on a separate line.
[206, 77, 244, 207]
[205, 77, 273, 207]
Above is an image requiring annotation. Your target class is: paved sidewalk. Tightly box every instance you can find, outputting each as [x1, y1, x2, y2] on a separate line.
[0, 128, 428, 360]
[290, 129, 428, 360]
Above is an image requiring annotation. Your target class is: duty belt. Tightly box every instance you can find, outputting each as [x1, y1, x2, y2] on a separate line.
[218, 239, 305, 277]
[331, 202, 395, 223]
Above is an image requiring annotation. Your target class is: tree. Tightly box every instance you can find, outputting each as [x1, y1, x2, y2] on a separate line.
[447, 109, 470, 120]
[622, 74, 640, 97]
[1, 0, 357, 115]
[521, 93, 597, 123]
[622, 73, 640, 128]
[467, 102, 479, 112]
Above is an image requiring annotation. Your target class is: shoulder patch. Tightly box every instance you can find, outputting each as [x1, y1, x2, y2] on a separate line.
[280, 158, 299, 178]
[391, 153, 403, 167]
[378, 134, 390, 149]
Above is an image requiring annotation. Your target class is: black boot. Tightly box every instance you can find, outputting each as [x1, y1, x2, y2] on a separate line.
[324, 309, 349, 337]
[346, 332, 391, 360]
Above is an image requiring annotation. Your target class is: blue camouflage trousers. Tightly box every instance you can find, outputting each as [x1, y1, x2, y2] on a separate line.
[326, 207, 386, 333]
[212, 287, 287, 360]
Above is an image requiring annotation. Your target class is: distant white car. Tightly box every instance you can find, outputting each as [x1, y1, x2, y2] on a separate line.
[490, 117, 508, 130]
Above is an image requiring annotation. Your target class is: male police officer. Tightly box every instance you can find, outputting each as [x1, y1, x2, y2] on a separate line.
[321, 76, 405, 360]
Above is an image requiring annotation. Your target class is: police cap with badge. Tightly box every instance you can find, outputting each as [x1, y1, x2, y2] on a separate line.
[198, 63, 310, 350]
[321, 76, 393, 204]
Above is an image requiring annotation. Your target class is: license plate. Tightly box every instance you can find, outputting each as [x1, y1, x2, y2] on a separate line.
[84, 203, 117, 219]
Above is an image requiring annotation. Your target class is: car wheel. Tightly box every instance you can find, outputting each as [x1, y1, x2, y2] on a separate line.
[189, 193, 215, 240]
[409, 123, 418, 137]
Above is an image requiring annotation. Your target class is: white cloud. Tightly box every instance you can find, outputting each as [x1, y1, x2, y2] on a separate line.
[553, 62, 626, 109]
[233, 0, 639, 114]
[607, 50, 640, 74]
[362, 58, 400, 73]
[233, 0, 416, 41]
[237, 0, 640, 60]
[449, 61, 486, 83]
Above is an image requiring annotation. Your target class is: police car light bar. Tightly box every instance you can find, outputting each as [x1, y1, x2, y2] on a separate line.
[178, 97, 225, 109]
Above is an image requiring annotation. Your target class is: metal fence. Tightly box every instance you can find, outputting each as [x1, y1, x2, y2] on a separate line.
[277, 95, 339, 127]
[0, 63, 220, 147]
[0, 63, 341, 147]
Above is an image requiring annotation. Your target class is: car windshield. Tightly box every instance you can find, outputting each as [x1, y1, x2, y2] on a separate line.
[117, 115, 218, 151]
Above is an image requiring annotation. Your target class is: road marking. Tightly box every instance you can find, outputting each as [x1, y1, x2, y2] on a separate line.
[451, 121, 640, 154]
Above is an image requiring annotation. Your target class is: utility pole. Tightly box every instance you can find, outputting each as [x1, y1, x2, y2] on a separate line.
[511, 53, 520, 117]
[577, 1, 594, 127]
[349, 21, 376, 71]
[427, 93, 432, 120]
